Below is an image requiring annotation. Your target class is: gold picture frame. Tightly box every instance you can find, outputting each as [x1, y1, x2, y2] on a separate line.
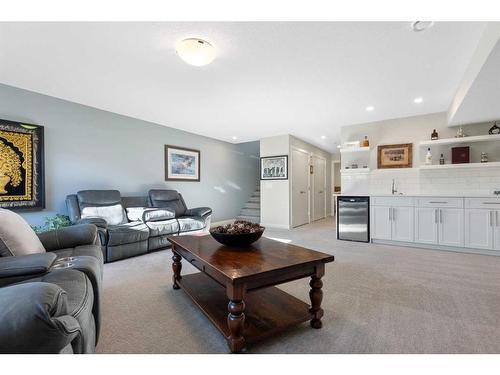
[377, 143, 413, 169]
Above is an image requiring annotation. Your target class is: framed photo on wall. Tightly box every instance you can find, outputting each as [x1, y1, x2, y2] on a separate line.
[377, 143, 413, 169]
[260, 155, 288, 180]
[165, 145, 200, 181]
[0, 119, 45, 210]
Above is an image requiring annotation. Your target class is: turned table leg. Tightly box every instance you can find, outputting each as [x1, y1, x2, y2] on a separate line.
[309, 264, 325, 329]
[226, 284, 246, 353]
[172, 248, 182, 290]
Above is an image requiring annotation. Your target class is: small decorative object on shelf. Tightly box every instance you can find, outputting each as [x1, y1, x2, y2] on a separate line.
[481, 152, 488, 163]
[452, 146, 470, 164]
[431, 129, 438, 140]
[425, 148, 432, 165]
[439, 154, 445, 165]
[489, 121, 500, 135]
[362, 136, 370, 147]
[455, 126, 466, 138]
[351, 164, 358, 169]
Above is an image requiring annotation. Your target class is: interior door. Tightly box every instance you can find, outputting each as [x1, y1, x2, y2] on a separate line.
[438, 208, 464, 247]
[464, 209, 493, 250]
[312, 156, 326, 221]
[392, 206, 414, 242]
[291, 148, 310, 228]
[414, 207, 438, 244]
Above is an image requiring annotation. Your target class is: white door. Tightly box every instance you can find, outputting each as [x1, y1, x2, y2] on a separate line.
[312, 156, 326, 221]
[392, 207, 414, 242]
[493, 210, 500, 251]
[414, 207, 438, 244]
[291, 148, 310, 228]
[371, 206, 392, 240]
[465, 209, 493, 250]
[438, 208, 464, 247]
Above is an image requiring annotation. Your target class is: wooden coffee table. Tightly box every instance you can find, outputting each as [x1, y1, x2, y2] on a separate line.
[167, 234, 335, 353]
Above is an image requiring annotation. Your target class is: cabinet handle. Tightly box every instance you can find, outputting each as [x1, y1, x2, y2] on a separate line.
[497, 211, 499, 227]
[430, 201, 448, 204]
[439, 209, 442, 223]
[484, 202, 500, 205]
[389, 207, 392, 221]
[392, 207, 396, 221]
[434, 209, 438, 224]
[491, 211, 494, 227]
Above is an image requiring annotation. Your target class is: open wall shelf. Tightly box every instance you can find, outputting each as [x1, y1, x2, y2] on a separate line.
[419, 161, 500, 170]
[419, 134, 500, 147]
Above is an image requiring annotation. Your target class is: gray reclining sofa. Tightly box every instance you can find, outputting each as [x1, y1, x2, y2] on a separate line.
[0, 222, 103, 354]
[66, 189, 212, 262]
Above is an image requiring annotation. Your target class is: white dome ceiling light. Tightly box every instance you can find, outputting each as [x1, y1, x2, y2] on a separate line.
[175, 38, 216, 66]
[412, 21, 434, 32]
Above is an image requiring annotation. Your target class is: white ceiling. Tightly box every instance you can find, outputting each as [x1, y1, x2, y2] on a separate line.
[0, 22, 488, 152]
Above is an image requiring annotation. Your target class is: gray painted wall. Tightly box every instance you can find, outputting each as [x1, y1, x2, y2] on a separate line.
[0, 84, 260, 225]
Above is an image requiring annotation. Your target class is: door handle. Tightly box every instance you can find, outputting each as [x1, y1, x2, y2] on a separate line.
[300, 191, 306, 194]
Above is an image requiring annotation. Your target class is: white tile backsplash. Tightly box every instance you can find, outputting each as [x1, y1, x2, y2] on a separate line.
[341, 167, 500, 196]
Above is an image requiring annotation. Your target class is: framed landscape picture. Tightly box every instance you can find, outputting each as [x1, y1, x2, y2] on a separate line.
[377, 143, 413, 169]
[0, 119, 45, 210]
[260, 155, 288, 180]
[165, 145, 200, 181]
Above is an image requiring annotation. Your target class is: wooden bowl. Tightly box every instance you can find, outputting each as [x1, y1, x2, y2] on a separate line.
[209, 228, 265, 247]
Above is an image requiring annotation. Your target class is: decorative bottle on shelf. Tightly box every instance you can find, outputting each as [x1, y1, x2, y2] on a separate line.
[439, 154, 445, 165]
[362, 136, 369, 147]
[425, 148, 432, 165]
[431, 129, 438, 140]
[489, 121, 500, 135]
[481, 152, 488, 163]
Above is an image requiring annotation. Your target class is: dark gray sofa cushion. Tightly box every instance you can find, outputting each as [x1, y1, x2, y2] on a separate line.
[107, 241, 148, 262]
[77, 190, 126, 225]
[177, 216, 205, 232]
[37, 224, 98, 252]
[0, 253, 56, 281]
[126, 207, 176, 222]
[52, 245, 104, 264]
[0, 282, 82, 354]
[146, 219, 179, 237]
[149, 190, 187, 216]
[107, 222, 149, 246]
[185, 207, 212, 217]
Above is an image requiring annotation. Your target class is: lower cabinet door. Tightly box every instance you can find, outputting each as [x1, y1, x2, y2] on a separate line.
[392, 206, 414, 242]
[465, 209, 493, 250]
[371, 206, 392, 240]
[438, 208, 464, 247]
[414, 207, 438, 244]
[494, 210, 500, 251]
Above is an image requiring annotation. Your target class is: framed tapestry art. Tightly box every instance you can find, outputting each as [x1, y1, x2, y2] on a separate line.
[0, 119, 45, 209]
[377, 143, 413, 169]
[165, 145, 200, 181]
[260, 155, 288, 180]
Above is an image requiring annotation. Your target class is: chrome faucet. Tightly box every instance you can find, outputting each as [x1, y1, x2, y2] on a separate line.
[391, 179, 397, 195]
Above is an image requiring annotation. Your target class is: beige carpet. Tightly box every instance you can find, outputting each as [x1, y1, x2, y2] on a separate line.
[96, 218, 500, 353]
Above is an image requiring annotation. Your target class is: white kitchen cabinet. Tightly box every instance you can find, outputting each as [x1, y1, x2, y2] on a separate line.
[392, 206, 414, 242]
[494, 211, 500, 251]
[464, 209, 493, 250]
[371, 204, 413, 242]
[414, 207, 438, 244]
[438, 208, 464, 247]
[371, 206, 392, 240]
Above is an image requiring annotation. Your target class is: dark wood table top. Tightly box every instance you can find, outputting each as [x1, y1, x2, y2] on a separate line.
[168, 234, 334, 282]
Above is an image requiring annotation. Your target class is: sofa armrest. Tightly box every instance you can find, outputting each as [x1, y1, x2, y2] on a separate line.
[0, 253, 57, 280]
[0, 283, 82, 353]
[77, 217, 108, 229]
[185, 207, 212, 218]
[126, 207, 176, 222]
[37, 224, 99, 251]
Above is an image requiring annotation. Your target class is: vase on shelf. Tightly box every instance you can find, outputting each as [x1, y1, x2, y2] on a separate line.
[362, 136, 369, 147]
[431, 129, 438, 140]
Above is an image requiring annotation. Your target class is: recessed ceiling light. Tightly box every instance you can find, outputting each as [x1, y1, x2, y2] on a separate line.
[414, 97, 423, 104]
[321, 135, 327, 139]
[175, 38, 216, 66]
[412, 21, 434, 32]
[366, 106, 374, 112]
[231, 136, 238, 140]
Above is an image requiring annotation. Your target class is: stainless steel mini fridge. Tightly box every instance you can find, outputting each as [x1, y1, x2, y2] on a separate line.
[337, 196, 370, 242]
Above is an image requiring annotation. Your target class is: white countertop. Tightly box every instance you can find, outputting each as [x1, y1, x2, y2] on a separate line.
[339, 194, 500, 198]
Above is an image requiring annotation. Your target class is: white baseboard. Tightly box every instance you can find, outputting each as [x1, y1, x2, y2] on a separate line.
[260, 222, 290, 230]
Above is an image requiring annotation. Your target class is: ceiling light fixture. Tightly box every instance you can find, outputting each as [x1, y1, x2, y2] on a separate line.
[231, 136, 238, 140]
[366, 106, 374, 112]
[175, 38, 216, 66]
[414, 97, 423, 104]
[321, 135, 327, 139]
[412, 21, 434, 32]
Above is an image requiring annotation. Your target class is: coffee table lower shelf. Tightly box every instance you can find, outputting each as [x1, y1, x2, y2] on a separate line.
[176, 272, 313, 348]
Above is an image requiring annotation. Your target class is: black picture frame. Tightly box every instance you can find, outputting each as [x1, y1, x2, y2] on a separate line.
[260, 155, 288, 180]
[165, 145, 201, 182]
[0, 119, 45, 210]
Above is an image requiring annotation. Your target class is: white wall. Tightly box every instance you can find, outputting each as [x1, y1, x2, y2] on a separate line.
[260, 135, 291, 229]
[340, 112, 500, 196]
[260, 134, 333, 229]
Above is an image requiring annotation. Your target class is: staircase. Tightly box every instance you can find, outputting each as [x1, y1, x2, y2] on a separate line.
[235, 187, 261, 223]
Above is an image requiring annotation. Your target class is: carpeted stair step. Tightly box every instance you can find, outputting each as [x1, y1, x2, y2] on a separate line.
[240, 208, 260, 217]
[243, 202, 260, 209]
[235, 215, 260, 224]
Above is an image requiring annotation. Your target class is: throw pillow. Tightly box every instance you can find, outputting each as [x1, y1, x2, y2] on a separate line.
[0, 208, 46, 257]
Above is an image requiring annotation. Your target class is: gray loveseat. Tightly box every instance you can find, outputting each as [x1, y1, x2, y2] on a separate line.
[0, 223, 103, 354]
[66, 189, 212, 262]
